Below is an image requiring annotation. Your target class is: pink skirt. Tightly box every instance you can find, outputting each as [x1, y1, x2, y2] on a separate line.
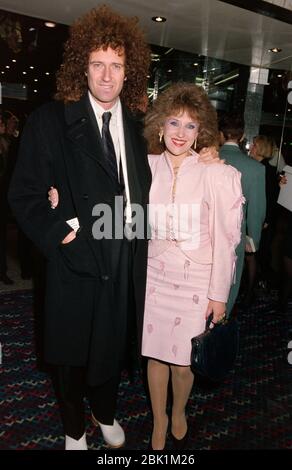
[142, 244, 211, 365]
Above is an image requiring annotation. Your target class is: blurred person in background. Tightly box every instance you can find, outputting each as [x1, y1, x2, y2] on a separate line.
[249, 135, 280, 293]
[219, 114, 266, 312]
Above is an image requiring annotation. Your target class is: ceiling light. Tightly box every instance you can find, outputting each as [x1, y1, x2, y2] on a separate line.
[288, 109, 291, 112]
[29, 27, 36, 32]
[268, 48, 282, 53]
[277, 74, 282, 77]
[34, 89, 38, 93]
[193, 63, 198, 66]
[167, 69, 172, 73]
[30, 66, 34, 70]
[45, 21, 56, 28]
[34, 79, 38, 82]
[45, 72, 50, 75]
[12, 59, 16, 63]
[275, 114, 279, 117]
[22, 71, 27, 75]
[152, 16, 166, 22]
[5, 65, 10, 69]
[146, 75, 151, 78]
[1, 71, 5, 74]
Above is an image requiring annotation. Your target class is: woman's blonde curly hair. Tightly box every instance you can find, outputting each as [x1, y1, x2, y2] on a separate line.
[144, 82, 218, 153]
[55, 5, 150, 112]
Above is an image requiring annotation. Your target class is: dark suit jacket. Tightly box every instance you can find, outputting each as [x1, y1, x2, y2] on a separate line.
[8, 95, 151, 384]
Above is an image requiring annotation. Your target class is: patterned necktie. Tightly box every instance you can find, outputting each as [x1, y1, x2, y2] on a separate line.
[102, 112, 118, 183]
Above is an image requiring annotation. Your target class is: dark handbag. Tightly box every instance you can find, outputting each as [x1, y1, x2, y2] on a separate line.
[190, 316, 239, 381]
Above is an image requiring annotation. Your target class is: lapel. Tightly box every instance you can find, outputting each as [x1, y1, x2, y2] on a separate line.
[64, 97, 148, 204]
[64, 95, 120, 191]
[122, 106, 144, 205]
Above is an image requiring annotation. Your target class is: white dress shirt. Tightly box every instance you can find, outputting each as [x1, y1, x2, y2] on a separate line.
[88, 91, 132, 223]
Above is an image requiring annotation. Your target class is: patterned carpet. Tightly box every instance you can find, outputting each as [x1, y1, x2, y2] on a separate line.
[1, 288, 292, 450]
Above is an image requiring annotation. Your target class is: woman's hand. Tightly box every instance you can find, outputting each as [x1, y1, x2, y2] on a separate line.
[48, 186, 59, 209]
[205, 300, 226, 324]
[198, 146, 224, 164]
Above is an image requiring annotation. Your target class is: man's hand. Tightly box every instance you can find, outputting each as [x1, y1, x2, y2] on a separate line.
[199, 147, 225, 163]
[62, 230, 76, 244]
[48, 186, 59, 209]
[198, 146, 223, 164]
[245, 242, 253, 253]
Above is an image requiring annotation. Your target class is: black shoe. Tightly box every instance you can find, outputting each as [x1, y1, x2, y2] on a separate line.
[170, 429, 189, 450]
[0, 274, 14, 285]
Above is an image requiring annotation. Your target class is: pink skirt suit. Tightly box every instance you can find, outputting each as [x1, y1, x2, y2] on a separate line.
[142, 151, 244, 365]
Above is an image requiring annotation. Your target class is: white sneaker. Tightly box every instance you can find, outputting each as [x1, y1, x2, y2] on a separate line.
[91, 414, 125, 448]
[65, 432, 88, 450]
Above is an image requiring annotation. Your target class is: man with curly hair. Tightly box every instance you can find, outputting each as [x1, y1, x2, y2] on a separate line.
[8, 6, 151, 450]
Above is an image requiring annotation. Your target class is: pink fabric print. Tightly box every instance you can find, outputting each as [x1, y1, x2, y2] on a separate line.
[171, 316, 181, 334]
[193, 294, 199, 304]
[147, 286, 157, 304]
[148, 286, 156, 296]
[172, 345, 178, 357]
[231, 196, 244, 210]
[155, 260, 165, 282]
[184, 260, 190, 280]
[226, 232, 236, 247]
[174, 317, 181, 326]
[173, 284, 180, 290]
[147, 324, 154, 334]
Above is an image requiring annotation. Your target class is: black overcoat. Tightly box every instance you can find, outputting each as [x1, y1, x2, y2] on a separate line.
[8, 96, 151, 384]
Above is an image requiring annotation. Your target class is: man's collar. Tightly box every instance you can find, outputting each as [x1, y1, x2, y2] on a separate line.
[224, 142, 239, 147]
[88, 91, 119, 118]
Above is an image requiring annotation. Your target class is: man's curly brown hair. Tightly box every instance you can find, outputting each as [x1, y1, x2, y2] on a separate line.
[144, 82, 218, 153]
[55, 5, 150, 112]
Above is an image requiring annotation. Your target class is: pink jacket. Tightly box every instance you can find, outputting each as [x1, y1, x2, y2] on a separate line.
[147, 152, 244, 303]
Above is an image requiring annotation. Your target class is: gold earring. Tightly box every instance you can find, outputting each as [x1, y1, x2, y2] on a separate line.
[159, 131, 163, 143]
[194, 138, 197, 150]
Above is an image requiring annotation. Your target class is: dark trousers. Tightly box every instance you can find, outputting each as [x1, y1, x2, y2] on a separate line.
[54, 365, 120, 440]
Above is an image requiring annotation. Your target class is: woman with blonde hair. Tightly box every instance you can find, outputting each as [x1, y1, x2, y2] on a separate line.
[142, 82, 244, 449]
